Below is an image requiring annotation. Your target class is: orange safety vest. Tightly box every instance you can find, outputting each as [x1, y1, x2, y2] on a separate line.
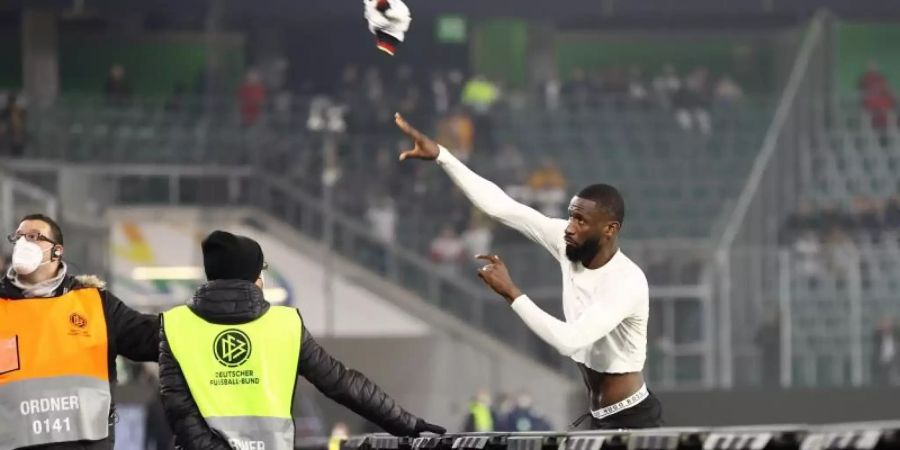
[0, 288, 111, 449]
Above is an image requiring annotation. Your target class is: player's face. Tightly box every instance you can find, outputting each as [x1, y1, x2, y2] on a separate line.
[564, 197, 619, 263]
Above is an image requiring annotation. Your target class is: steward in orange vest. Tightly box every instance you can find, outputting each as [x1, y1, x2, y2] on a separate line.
[0, 214, 160, 450]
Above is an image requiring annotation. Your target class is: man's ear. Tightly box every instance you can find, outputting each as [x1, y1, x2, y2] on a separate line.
[605, 222, 621, 237]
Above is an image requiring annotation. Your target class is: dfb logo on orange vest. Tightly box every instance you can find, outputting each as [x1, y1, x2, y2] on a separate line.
[67, 312, 91, 337]
[70, 313, 88, 328]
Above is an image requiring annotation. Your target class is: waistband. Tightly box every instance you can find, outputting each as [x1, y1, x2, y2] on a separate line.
[591, 384, 649, 420]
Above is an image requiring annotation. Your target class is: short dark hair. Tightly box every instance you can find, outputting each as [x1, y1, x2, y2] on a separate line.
[19, 214, 64, 245]
[576, 184, 625, 224]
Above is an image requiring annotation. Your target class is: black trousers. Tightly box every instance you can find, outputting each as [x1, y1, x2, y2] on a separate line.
[591, 392, 664, 429]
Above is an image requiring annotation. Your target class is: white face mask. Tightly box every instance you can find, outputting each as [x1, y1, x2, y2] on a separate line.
[11, 239, 51, 276]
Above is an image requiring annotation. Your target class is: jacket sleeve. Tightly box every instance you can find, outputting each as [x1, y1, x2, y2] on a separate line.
[104, 291, 160, 362]
[296, 318, 419, 436]
[159, 320, 232, 450]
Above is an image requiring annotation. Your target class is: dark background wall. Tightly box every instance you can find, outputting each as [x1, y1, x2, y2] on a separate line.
[642, 388, 900, 426]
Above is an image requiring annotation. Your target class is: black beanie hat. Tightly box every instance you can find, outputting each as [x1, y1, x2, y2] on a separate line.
[202, 230, 265, 282]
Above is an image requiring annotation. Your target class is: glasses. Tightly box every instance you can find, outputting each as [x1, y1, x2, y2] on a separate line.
[262, 261, 269, 271]
[7, 231, 58, 246]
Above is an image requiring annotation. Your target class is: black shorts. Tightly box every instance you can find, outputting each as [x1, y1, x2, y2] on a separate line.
[591, 392, 663, 429]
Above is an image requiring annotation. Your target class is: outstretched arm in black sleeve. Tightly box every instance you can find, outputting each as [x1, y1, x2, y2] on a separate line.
[105, 291, 160, 362]
[295, 313, 444, 437]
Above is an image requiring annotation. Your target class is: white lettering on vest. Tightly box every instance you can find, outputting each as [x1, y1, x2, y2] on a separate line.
[19, 396, 81, 415]
[229, 439, 265, 450]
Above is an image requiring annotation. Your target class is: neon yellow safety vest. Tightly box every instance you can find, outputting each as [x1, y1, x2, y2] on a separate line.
[163, 305, 302, 450]
[469, 402, 493, 432]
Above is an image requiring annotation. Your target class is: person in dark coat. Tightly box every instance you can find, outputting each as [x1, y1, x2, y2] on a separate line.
[158, 231, 445, 449]
[1, 214, 159, 450]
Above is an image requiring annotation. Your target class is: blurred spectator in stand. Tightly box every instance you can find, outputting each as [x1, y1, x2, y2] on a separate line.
[338, 65, 363, 123]
[462, 74, 500, 149]
[397, 87, 423, 121]
[262, 57, 290, 93]
[430, 71, 451, 115]
[715, 75, 744, 131]
[446, 69, 466, 109]
[328, 422, 350, 450]
[340, 65, 361, 95]
[852, 197, 883, 238]
[105, 63, 132, 105]
[544, 74, 562, 111]
[819, 202, 853, 234]
[780, 200, 818, 245]
[564, 68, 591, 107]
[165, 84, 188, 113]
[884, 195, 900, 230]
[0, 92, 27, 156]
[792, 230, 823, 279]
[462, 212, 493, 269]
[493, 143, 528, 189]
[858, 60, 888, 95]
[366, 193, 397, 245]
[601, 66, 629, 108]
[492, 393, 515, 431]
[823, 226, 858, 279]
[653, 64, 681, 109]
[872, 316, 898, 386]
[239, 69, 267, 127]
[462, 389, 496, 432]
[674, 67, 712, 134]
[862, 83, 896, 147]
[364, 67, 385, 105]
[437, 108, 475, 161]
[505, 393, 552, 432]
[755, 311, 782, 386]
[429, 226, 465, 274]
[389, 65, 415, 101]
[528, 158, 568, 216]
[627, 66, 650, 108]
[715, 75, 744, 106]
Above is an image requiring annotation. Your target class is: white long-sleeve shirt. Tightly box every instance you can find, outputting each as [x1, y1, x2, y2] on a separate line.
[436, 146, 648, 373]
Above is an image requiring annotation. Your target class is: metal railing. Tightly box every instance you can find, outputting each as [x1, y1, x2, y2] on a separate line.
[4, 160, 573, 372]
[713, 11, 830, 388]
[305, 422, 900, 450]
[4, 159, 732, 386]
[0, 169, 58, 242]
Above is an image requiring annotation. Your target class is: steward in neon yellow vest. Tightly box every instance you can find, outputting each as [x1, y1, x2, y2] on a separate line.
[159, 231, 445, 450]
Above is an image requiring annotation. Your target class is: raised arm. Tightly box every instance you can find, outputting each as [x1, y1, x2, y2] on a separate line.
[395, 113, 566, 256]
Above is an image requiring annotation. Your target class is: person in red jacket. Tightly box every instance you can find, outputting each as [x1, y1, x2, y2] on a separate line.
[238, 70, 266, 127]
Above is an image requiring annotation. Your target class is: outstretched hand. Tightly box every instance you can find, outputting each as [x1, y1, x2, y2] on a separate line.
[475, 254, 523, 304]
[412, 418, 446, 436]
[394, 113, 440, 161]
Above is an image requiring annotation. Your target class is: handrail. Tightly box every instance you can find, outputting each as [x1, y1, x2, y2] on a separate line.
[262, 174, 495, 305]
[0, 169, 59, 234]
[3, 159, 254, 177]
[714, 12, 825, 258]
[2, 161, 506, 354]
[711, 11, 826, 388]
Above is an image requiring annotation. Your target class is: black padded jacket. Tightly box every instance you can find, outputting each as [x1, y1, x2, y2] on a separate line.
[158, 279, 421, 450]
[0, 274, 160, 450]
